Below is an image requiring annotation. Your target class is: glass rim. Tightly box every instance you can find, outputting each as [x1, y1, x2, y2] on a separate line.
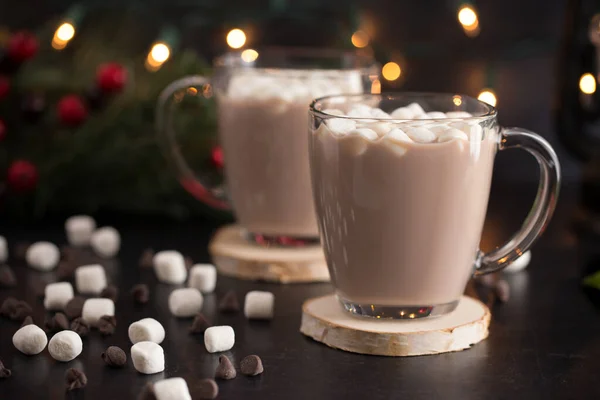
[309, 92, 498, 122]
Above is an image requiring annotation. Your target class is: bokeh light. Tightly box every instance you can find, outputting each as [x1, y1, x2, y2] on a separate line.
[351, 31, 370, 48]
[382, 62, 401, 81]
[150, 43, 170, 63]
[241, 49, 259, 63]
[478, 89, 497, 107]
[458, 6, 478, 27]
[580, 73, 596, 94]
[56, 23, 75, 42]
[227, 29, 246, 49]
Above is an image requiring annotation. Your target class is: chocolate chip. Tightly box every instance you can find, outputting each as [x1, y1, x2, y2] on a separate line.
[97, 315, 117, 335]
[101, 346, 127, 368]
[70, 317, 89, 337]
[495, 280, 510, 303]
[131, 284, 149, 304]
[45, 312, 70, 333]
[20, 315, 33, 327]
[189, 313, 211, 334]
[65, 368, 87, 391]
[240, 355, 264, 376]
[198, 378, 219, 399]
[185, 256, 193, 270]
[60, 245, 75, 261]
[215, 355, 236, 380]
[14, 242, 30, 260]
[64, 296, 85, 319]
[0, 265, 17, 288]
[100, 284, 119, 302]
[475, 273, 498, 288]
[137, 382, 157, 400]
[9, 301, 32, 321]
[0, 359, 11, 378]
[218, 290, 240, 313]
[0, 297, 17, 316]
[56, 260, 75, 280]
[138, 248, 154, 268]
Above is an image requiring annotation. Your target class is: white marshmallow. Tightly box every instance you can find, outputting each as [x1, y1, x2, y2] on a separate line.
[348, 128, 378, 141]
[390, 107, 414, 119]
[153, 251, 187, 284]
[0, 235, 7, 263]
[244, 291, 275, 320]
[437, 128, 469, 143]
[26, 241, 60, 271]
[12, 324, 48, 355]
[188, 264, 217, 294]
[128, 318, 165, 344]
[405, 127, 436, 143]
[407, 102, 426, 116]
[505, 250, 532, 273]
[341, 135, 369, 156]
[349, 104, 373, 114]
[65, 215, 96, 246]
[363, 122, 393, 137]
[75, 264, 107, 295]
[90, 227, 120, 258]
[204, 326, 235, 353]
[168, 288, 203, 318]
[326, 118, 356, 135]
[131, 341, 165, 374]
[450, 121, 483, 141]
[386, 128, 413, 143]
[445, 111, 473, 118]
[370, 108, 392, 119]
[347, 108, 372, 118]
[322, 108, 345, 116]
[153, 378, 192, 400]
[428, 124, 450, 135]
[44, 282, 74, 311]
[81, 298, 115, 327]
[426, 111, 447, 119]
[48, 330, 82, 362]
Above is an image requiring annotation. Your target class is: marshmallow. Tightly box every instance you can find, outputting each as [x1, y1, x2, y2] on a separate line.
[370, 108, 392, 119]
[0, 235, 7, 263]
[204, 326, 235, 353]
[129, 318, 165, 344]
[131, 341, 165, 374]
[75, 264, 107, 295]
[445, 111, 473, 118]
[341, 135, 370, 156]
[405, 127, 436, 143]
[244, 291, 275, 320]
[90, 227, 120, 258]
[44, 282, 74, 311]
[390, 107, 414, 119]
[153, 251, 187, 284]
[406, 102, 426, 116]
[437, 128, 469, 143]
[154, 378, 192, 400]
[26, 241, 60, 271]
[450, 121, 483, 141]
[65, 215, 96, 246]
[12, 324, 48, 355]
[48, 330, 82, 362]
[188, 264, 217, 294]
[386, 128, 413, 143]
[426, 111, 447, 119]
[349, 128, 378, 141]
[168, 288, 203, 318]
[505, 250, 531, 273]
[81, 298, 114, 327]
[347, 108, 372, 119]
[362, 122, 393, 137]
[326, 118, 357, 135]
[322, 108, 345, 116]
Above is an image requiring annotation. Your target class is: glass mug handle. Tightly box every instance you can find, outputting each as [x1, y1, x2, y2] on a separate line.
[475, 127, 561, 275]
[156, 76, 230, 210]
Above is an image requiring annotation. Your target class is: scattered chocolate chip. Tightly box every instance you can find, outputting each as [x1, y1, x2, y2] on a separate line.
[131, 284, 149, 304]
[10, 301, 32, 321]
[0, 297, 17, 317]
[100, 285, 119, 302]
[60, 245, 75, 261]
[45, 312, 70, 333]
[184, 256, 193, 270]
[218, 290, 240, 313]
[97, 315, 117, 336]
[215, 355, 236, 380]
[495, 280, 510, 303]
[198, 378, 219, 399]
[65, 368, 87, 391]
[32, 280, 47, 297]
[240, 355, 264, 376]
[0, 359, 11, 378]
[0, 265, 17, 288]
[20, 315, 33, 327]
[138, 248, 154, 268]
[56, 260, 75, 280]
[189, 313, 211, 334]
[64, 296, 85, 319]
[137, 382, 157, 400]
[475, 273, 498, 288]
[14, 242, 30, 260]
[70, 317, 89, 337]
[101, 346, 127, 367]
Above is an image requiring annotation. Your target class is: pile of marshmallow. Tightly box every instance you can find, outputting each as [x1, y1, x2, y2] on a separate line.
[320, 102, 484, 145]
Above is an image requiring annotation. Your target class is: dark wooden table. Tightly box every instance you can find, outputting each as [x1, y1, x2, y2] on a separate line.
[0, 181, 597, 400]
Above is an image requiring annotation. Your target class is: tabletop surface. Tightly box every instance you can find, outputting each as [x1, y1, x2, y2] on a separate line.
[0, 181, 597, 400]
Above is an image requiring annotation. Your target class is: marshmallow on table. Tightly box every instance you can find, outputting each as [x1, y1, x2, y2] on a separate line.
[188, 264, 217, 294]
[44, 282, 74, 311]
[153, 251, 187, 284]
[12, 324, 48, 355]
[48, 330, 82, 362]
[65, 215, 96, 246]
[129, 318, 165, 344]
[168, 288, 203, 318]
[131, 341, 165, 374]
[75, 264, 107, 295]
[81, 298, 114, 327]
[244, 291, 275, 320]
[153, 378, 192, 400]
[90, 227, 120, 258]
[0, 235, 7, 263]
[26, 241, 60, 271]
[505, 250, 532, 273]
[204, 326, 235, 353]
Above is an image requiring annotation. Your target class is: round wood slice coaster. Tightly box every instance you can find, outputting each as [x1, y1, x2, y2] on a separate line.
[208, 225, 330, 283]
[300, 294, 490, 357]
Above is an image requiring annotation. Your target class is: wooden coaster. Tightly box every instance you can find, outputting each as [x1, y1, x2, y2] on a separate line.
[300, 294, 490, 357]
[208, 225, 330, 283]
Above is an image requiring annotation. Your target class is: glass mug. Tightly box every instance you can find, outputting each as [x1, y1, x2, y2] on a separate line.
[157, 48, 377, 245]
[308, 93, 560, 319]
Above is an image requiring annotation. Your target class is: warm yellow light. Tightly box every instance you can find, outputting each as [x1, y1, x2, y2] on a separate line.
[458, 6, 478, 27]
[580, 73, 596, 94]
[478, 89, 497, 107]
[56, 23, 75, 42]
[150, 43, 170, 63]
[351, 30, 370, 48]
[371, 78, 381, 94]
[187, 87, 198, 96]
[382, 62, 401, 81]
[453, 95, 463, 106]
[241, 49, 259, 63]
[227, 29, 246, 49]
[51, 37, 67, 50]
[409, 313, 416, 319]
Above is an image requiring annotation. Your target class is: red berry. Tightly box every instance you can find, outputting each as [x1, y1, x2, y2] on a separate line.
[211, 146, 224, 169]
[0, 76, 9, 100]
[0, 120, 5, 141]
[96, 63, 127, 93]
[7, 31, 38, 63]
[57, 95, 88, 126]
[7, 160, 38, 193]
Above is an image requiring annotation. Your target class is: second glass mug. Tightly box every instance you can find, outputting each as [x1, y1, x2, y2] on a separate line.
[156, 48, 378, 245]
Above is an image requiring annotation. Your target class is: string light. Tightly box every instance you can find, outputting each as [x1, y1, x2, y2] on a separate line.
[382, 62, 401, 81]
[478, 89, 497, 107]
[371, 78, 381, 94]
[52, 22, 76, 50]
[458, 6, 478, 27]
[227, 29, 246, 49]
[579, 73, 596, 94]
[146, 42, 171, 71]
[241, 49, 259, 63]
[453, 95, 463, 106]
[351, 30, 370, 48]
